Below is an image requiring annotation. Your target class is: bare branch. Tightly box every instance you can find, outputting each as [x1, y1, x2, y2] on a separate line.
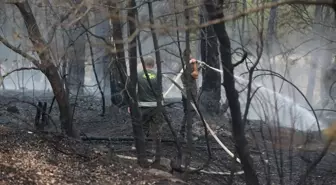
[1, 67, 39, 79]
[141, 0, 335, 32]
[0, 35, 40, 66]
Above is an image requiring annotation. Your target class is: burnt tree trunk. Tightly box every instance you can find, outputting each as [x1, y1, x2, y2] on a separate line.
[181, 0, 196, 176]
[147, 0, 163, 165]
[204, 1, 259, 184]
[199, 8, 221, 115]
[127, 0, 147, 167]
[15, 2, 77, 137]
[35, 102, 43, 130]
[109, 1, 128, 106]
[180, 9, 198, 140]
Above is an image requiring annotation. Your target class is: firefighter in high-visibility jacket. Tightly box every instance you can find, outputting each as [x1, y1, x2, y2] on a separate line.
[136, 56, 163, 151]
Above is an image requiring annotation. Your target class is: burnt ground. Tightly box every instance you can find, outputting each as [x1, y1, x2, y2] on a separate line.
[1, 89, 336, 185]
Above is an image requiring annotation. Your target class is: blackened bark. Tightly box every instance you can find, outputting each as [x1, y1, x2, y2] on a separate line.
[204, 1, 259, 184]
[109, 1, 127, 85]
[35, 102, 42, 130]
[199, 8, 221, 115]
[180, 6, 198, 140]
[182, 0, 195, 176]
[47, 65, 76, 137]
[41, 102, 48, 126]
[110, 57, 125, 106]
[109, 1, 128, 106]
[147, 0, 163, 164]
[127, 0, 147, 167]
[15, 2, 77, 137]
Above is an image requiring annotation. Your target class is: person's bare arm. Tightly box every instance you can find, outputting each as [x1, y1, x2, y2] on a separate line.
[190, 57, 198, 79]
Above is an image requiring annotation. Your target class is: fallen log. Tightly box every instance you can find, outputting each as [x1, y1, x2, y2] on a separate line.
[116, 154, 244, 176]
[81, 136, 179, 143]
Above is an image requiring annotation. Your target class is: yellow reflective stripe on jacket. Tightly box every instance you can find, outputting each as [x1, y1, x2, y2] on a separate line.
[142, 72, 156, 79]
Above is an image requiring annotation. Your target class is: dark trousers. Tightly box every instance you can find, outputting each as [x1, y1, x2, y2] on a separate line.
[180, 95, 197, 137]
[141, 107, 156, 136]
[140, 107, 163, 149]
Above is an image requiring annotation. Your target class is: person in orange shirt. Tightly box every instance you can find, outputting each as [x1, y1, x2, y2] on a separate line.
[179, 54, 199, 140]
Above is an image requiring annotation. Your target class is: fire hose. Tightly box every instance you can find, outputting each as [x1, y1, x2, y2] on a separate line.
[163, 59, 241, 164]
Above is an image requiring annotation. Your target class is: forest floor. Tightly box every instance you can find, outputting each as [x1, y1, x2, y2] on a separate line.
[1, 89, 336, 185]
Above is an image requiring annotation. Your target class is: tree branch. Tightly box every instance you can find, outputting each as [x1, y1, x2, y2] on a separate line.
[1, 67, 39, 79]
[141, 0, 335, 32]
[0, 35, 40, 66]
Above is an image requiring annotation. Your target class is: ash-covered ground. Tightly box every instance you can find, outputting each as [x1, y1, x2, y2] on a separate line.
[1, 89, 336, 185]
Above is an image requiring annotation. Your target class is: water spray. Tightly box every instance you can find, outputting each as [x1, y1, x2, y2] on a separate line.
[163, 58, 323, 164]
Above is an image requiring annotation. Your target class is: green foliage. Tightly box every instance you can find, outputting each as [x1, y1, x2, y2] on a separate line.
[225, 1, 317, 39]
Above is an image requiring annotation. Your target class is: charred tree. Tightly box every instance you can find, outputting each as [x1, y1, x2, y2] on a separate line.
[127, 0, 147, 167]
[147, 0, 163, 165]
[35, 102, 43, 130]
[180, 11, 198, 141]
[181, 0, 196, 176]
[41, 102, 48, 126]
[14, 1, 77, 137]
[35, 101, 48, 131]
[199, 8, 221, 115]
[109, 1, 128, 107]
[204, 1, 259, 184]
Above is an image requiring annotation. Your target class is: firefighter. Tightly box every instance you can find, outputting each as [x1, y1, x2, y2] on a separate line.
[129, 56, 163, 151]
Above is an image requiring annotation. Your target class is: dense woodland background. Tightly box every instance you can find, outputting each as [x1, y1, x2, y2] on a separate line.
[0, 0, 336, 184]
